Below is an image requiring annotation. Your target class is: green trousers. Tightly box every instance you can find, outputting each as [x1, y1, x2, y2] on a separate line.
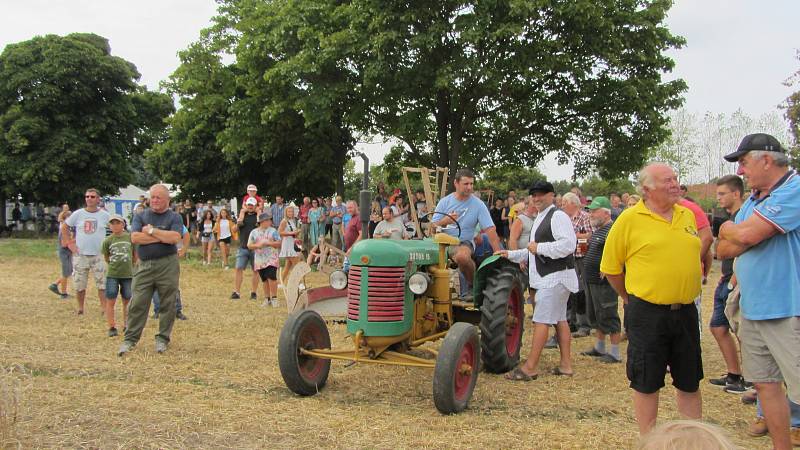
[123, 254, 180, 345]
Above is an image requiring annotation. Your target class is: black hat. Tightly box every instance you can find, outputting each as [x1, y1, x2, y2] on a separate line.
[529, 181, 555, 195]
[723, 133, 786, 162]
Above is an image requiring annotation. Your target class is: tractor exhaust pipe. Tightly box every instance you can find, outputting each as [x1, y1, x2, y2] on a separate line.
[358, 153, 370, 240]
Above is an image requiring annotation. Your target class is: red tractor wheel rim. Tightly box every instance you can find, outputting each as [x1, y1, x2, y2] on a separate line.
[454, 340, 476, 400]
[297, 325, 326, 380]
[505, 287, 523, 356]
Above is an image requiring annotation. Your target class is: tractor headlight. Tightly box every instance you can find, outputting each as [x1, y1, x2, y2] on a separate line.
[408, 272, 430, 295]
[330, 270, 348, 290]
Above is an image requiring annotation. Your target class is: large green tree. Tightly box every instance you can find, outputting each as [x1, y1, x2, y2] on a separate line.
[226, 0, 686, 180]
[0, 33, 173, 205]
[148, 14, 356, 201]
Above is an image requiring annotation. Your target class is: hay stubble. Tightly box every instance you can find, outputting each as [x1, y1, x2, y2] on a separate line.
[0, 242, 768, 448]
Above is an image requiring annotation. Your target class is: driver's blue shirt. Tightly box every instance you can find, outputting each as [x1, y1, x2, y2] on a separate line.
[433, 193, 495, 242]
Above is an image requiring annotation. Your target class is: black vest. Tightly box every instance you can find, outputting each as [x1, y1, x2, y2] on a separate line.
[533, 207, 575, 277]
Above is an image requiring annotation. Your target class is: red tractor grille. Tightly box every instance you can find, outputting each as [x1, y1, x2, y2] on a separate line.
[346, 266, 406, 322]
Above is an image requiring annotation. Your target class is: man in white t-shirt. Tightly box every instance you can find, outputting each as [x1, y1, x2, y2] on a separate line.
[65, 188, 111, 315]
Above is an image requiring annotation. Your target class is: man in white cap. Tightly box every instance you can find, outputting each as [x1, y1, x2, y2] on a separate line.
[231, 197, 260, 300]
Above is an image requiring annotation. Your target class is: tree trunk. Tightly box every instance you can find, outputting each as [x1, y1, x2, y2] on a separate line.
[1, 197, 6, 231]
[447, 111, 465, 193]
[435, 90, 450, 170]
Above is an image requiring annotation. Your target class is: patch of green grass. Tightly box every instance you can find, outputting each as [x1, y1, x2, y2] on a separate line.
[0, 238, 58, 259]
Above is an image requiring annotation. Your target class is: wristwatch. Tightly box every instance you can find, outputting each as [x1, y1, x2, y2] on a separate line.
[148, 226, 155, 236]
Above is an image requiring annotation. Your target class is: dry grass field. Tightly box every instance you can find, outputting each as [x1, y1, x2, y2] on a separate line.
[0, 238, 772, 449]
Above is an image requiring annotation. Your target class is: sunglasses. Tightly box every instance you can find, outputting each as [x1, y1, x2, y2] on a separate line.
[85, 195, 97, 199]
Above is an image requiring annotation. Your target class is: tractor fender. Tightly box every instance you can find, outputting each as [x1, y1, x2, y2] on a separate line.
[472, 255, 525, 308]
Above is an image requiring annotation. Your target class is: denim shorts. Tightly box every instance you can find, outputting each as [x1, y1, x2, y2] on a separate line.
[235, 247, 255, 270]
[710, 281, 732, 329]
[105, 277, 132, 300]
[58, 247, 73, 278]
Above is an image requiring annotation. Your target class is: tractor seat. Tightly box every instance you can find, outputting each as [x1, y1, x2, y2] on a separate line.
[433, 232, 460, 246]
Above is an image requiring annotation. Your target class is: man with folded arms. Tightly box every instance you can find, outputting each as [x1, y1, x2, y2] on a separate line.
[717, 133, 800, 449]
[601, 163, 703, 434]
[118, 184, 183, 356]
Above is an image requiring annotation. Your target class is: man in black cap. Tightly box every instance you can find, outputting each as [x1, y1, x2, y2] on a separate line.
[717, 133, 800, 449]
[496, 181, 578, 380]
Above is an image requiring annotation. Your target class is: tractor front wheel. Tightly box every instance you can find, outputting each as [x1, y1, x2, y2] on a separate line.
[433, 322, 480, 414]
[479, 265, 524, 373]
[278, 310, 332, 396]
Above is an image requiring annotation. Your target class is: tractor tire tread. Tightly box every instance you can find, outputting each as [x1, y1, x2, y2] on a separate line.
[479, 267, 523, 373]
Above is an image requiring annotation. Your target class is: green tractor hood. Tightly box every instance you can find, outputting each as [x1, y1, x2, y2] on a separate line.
[349, 238, 440, 267]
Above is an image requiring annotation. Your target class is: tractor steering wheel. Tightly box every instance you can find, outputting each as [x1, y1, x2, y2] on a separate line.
[421, 210, 462, 241]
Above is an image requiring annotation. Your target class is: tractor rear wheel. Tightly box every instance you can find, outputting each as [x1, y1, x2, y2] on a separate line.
[433, 322, 480, 414]
[479, 265, 524, 373]
[278, 310, 332, 396]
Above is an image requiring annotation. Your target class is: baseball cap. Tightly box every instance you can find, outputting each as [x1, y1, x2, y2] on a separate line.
[258, 212, 272, 222]
[245, 197, 257, 206]
[723, 133, 786, 162]
[587, 196, 611, 210]
[109, 214, 125, 223]
[247, 184, 257, 191]
[529, 181, 555, 195]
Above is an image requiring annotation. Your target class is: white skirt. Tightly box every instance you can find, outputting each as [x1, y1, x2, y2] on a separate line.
[279, 236, 299, 257]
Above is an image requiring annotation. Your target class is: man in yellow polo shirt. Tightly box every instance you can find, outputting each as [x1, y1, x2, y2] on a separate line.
[600, 163, 703, 434]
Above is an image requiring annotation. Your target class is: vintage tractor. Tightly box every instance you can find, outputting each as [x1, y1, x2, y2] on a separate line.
[278, 224, 526, 413]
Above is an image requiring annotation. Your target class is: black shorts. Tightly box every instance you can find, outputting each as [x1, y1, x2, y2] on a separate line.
[219, 236, 231, 244]
[586, 282, 620, 335]
[258, 266, 278, 282]
[624, 295, 703, 394]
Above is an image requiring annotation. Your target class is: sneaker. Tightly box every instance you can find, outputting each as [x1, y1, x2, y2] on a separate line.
[746, 417, 767, 437]
[48, 283, 60, 296]
[250, 292, 257, 300]
[108, 327, 118, 337]
[571, 328, 591, 338]
[230, 291, 240, 300]
[709, 374, 730, 387]
[155, 341, 168, 354]
[581, 348, 605, 357]
[598, 353, 622, 364]
[117, 341, 134, 357]
[261, 299, 270, 307]
[544, 336, 558, 349]
[710, 374, 747, 393]
[271, 298, 280, 308]
[723, 378, 747, 394]
[176, 312, 187, 320]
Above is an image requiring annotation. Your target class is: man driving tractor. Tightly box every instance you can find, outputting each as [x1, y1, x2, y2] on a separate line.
[432, 168, 503, 289]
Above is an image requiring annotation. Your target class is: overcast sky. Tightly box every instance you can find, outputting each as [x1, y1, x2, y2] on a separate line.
[2, 0, 798, 180]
